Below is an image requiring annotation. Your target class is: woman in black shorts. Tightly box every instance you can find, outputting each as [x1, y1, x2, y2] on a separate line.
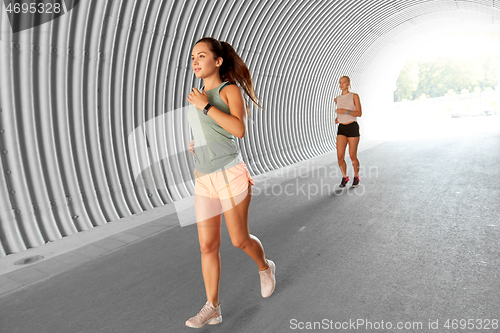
[334, 76, 363, 188]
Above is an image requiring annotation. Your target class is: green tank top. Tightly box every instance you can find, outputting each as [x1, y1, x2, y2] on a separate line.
[187, 81, 243, 174]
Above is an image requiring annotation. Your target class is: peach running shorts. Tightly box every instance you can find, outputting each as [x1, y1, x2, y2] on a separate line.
[194, 161, 255, 200]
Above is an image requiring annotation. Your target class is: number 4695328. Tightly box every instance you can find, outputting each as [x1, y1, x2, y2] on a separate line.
[444, 319, 498, 330]
[5, 2, 62, 14]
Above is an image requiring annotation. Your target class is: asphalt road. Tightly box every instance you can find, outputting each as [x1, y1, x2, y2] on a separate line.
[1, 125, 499, 333]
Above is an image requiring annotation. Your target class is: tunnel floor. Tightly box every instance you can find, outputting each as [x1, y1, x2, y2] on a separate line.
[1, 120, 499, 333]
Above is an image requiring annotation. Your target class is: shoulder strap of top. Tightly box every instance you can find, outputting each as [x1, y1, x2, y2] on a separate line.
[200, 81, 231, 93]
[218, 81, 231, 92]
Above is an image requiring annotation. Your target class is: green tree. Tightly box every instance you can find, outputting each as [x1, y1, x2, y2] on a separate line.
[394, 58, 419, 102]
[394, 55, 499, 101]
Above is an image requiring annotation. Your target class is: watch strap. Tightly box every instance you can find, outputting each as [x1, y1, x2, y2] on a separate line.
[203, 103, 212, 115]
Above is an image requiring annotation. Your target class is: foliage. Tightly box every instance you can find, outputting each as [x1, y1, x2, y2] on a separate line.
[394, 59, 419, 101]
[394, 55, 499, 102]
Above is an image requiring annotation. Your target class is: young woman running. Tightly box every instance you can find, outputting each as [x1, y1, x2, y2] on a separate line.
[334, 76, 363, 188]
[184, 37, 276, 328]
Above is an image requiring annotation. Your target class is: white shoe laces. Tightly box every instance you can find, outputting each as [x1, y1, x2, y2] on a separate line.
[195, 303, 214, 319]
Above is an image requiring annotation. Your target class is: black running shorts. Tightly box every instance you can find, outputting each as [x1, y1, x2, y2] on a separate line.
[337, 122, 360, 137]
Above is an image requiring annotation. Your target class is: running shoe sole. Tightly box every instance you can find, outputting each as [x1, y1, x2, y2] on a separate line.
[189, 316, 222, 328]
[265, 260, 276, 298]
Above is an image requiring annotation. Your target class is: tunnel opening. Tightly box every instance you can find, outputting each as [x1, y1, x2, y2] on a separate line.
[390, 31, 500, 140]
[356, 16, 500, 143]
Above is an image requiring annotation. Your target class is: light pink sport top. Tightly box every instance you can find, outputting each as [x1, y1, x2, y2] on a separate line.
[336, 92, 357, 124]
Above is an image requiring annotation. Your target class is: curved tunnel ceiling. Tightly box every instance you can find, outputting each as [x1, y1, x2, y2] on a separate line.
[0, 0, 499, 256]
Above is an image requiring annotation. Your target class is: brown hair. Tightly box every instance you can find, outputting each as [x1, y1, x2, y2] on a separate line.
[195, 37, 263, 117]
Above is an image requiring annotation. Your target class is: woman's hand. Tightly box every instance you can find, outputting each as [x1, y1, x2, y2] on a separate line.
[186, 88, 209, 110]
[335, 117, 339, 124]
[189, 140, 195, 156]
[336, 108, 348, 114]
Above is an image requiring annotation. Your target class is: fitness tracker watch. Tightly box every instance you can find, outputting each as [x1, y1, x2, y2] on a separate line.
[203, 103, 212, 115]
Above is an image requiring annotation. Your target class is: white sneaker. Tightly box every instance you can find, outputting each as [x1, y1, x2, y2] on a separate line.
[185, 301, 222, 328]
[259, 259, 276, 298]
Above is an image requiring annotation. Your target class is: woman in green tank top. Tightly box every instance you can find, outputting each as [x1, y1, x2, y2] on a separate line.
[184, 37, 277, 328]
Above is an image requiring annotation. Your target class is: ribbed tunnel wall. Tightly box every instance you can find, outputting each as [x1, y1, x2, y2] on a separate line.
[1, 0, 500, 257]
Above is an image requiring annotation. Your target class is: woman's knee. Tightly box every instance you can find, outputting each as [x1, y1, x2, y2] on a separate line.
[199, 241, 220, 254]
[337, 154, 345, 162]
[231, 237, 251, 250]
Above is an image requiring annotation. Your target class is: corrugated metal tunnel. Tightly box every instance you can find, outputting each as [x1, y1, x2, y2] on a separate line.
[1, 0, 499, 257]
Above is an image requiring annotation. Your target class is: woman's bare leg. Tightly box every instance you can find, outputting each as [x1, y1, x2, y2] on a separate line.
[222, 186, 268, 271]
[337, 135, 348, 177]
[347, 136, 360, 177]
[195, 194, 223, 307]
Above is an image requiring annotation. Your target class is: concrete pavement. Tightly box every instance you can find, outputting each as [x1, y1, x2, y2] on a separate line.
[1, 117, 499, 333]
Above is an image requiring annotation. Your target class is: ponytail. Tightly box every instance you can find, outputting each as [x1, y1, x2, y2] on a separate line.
[195, 37, 263, 117]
